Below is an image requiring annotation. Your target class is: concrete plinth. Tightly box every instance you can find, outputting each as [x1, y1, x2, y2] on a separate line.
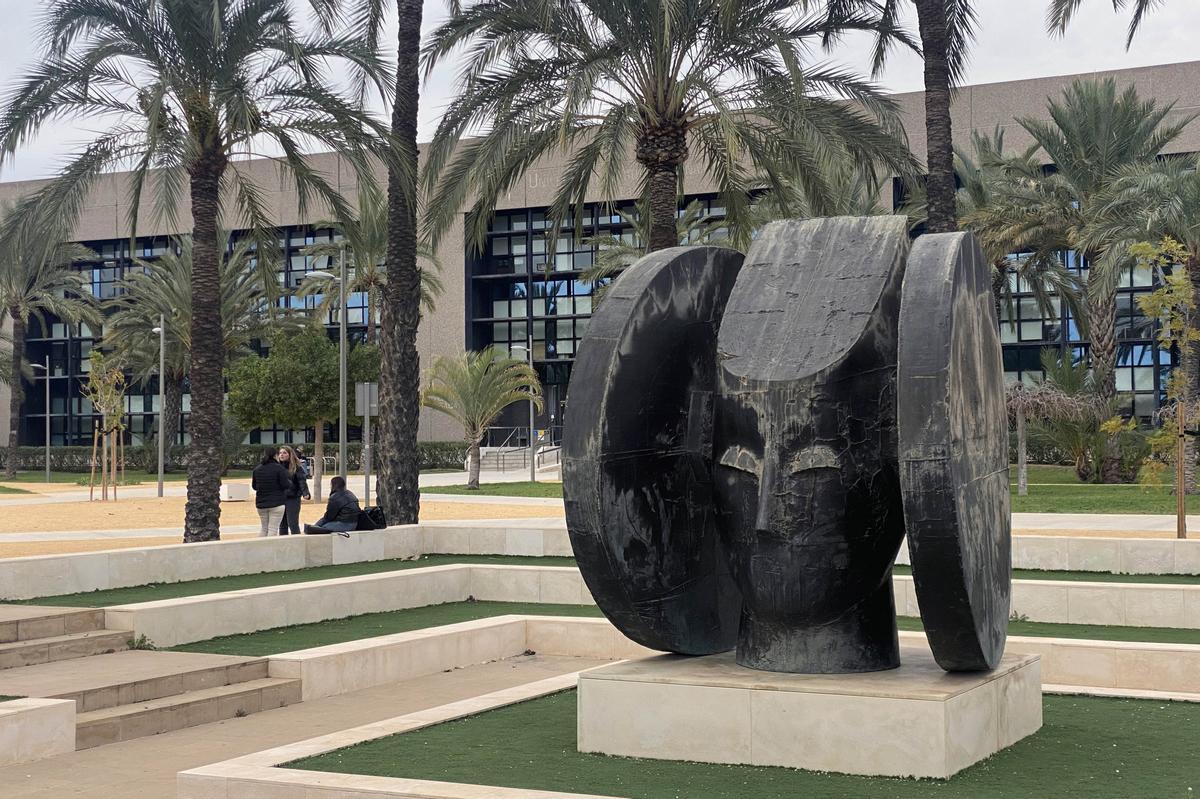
[577, 647, 1042, 779]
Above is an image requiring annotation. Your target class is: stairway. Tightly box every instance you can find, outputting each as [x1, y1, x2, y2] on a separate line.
[0, 605, 301, 749]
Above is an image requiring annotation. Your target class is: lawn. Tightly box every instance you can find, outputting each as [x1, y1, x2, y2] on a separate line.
[422, 481, 564, 498]
[8, 554, 578, 606]
[288, 691, 1198, 798]
[0, 485, 30, 494]
[168, 598, 1200, 657]
[169, 600, 602, 656]
[0, 469, 253, 486]
[419, 466, 1200, 515]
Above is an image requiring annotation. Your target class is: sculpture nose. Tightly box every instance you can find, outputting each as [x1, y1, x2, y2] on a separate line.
[754, 458, 777, 532]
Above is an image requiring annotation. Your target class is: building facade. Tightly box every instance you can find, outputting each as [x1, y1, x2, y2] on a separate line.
[3, 60, 1200, 448]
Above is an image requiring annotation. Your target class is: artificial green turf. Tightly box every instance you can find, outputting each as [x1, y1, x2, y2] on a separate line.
[288, 691, 1199, 797]
[169, 599, 1200, 657]
[0, 485, 30, 494]
[0, 696, 21, 701]
[422, 481, 564, 498]
[7, 555, 578, 606]
[0, 470, 251, 485]
[169, 601, 603, 656]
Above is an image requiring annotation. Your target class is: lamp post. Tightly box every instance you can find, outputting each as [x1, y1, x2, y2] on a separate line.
[510, 343, 538, 483]
[31, 357, 49, 483]
[152, 316, 165, 498]
[306, 239, 349, 482]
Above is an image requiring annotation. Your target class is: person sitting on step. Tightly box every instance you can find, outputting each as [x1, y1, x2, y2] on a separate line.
[303, 476, 361, 537]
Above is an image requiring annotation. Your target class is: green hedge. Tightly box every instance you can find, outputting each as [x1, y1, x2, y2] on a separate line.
[0, 442, 468, 474]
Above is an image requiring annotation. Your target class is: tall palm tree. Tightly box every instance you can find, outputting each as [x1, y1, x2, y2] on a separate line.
[422, 348, 543, 490]
[0, 204, 96, 478]
[0, 0, 395, 541]
[104, 232, 292, 464]
[848, 0, 977, 232]
[421, 0, 916, 255]
[1047, 0, 1165, 46]
[300, 184, 443, 343]
[966, 79, 1191, 407]
[580, 199, 727, 289]
[317, 0, 425, 527]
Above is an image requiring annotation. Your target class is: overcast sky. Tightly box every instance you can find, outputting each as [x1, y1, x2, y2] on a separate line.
[1, 0, 1199, 182]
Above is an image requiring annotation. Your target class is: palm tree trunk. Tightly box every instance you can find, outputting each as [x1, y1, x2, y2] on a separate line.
[313, 421, 325, 502]
[1089, 288, 1118, 403]
[645, 165, 679, 252]
[914, 0, 957, 234]
[991, 264, 1007, 327]
[162, 374, 184, 471]
[1016, 407, 1028, 497]
[366, 288, 378, 346]
[377, 0, 424, 527]
[636, 124, 687, 252]
[183, 149, 228, 543]
[5, 308, 25, 479]
[467, 440, 481, 490]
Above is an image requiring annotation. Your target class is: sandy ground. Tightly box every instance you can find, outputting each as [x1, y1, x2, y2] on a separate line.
[0, 494, 563, 558]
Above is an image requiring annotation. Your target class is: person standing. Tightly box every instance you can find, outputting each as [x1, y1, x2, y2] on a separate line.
[304, 476, 361, 535]
[251, 447, 290, 537]
[277, 445, 311, 536]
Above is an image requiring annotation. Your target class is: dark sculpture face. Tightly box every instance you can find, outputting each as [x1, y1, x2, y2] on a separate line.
[562, 216, 1011, 676]
[711, 216, 909, 673]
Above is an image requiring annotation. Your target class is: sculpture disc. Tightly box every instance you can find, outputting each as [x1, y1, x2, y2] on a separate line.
[899, 232, 1011, 672]
[563, 246, 743, 655]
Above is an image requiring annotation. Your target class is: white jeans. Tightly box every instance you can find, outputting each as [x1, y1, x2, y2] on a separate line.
[258, 505, 286, 537]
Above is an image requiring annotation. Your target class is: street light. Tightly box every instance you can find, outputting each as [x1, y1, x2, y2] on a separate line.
[509, 343, 538, 483]
[152, 316, 165, 498]
[30, 356, 49, 483]
[306, 239, 349, 482]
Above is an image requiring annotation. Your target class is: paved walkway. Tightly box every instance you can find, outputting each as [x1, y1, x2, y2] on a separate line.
[0, 653, 604, 798]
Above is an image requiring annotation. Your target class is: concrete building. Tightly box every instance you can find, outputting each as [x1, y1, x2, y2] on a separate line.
[2, 58, 1200, 450]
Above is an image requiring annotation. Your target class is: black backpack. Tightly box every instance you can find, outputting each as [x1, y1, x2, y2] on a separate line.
[356, 506, 388, 530]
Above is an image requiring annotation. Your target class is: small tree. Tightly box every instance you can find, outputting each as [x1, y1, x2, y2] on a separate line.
[81, 352, 127, 500]
[422, 349, 543, 489]
[227, 329, 379, 499]
[1007, 381, 1093, 496]
[1135, 237, 1200, 494]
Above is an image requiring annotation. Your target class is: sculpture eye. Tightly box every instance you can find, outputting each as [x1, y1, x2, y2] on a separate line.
[788, 445, 839, 475]
[718, 446, 761, 477]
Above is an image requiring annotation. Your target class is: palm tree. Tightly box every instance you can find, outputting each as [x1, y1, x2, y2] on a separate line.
[966, 79, 1192, 408]
[422, 348, 543, 489]
[421, 0, 916, 256]
[1007, 380, 1093, 496]
[104, 232, 293, 466]
[848, 0, 977, 232]
[0, 0, 395, 541]
[905, 127, 1082, 324]
[0, 205, 96, 478]
[299, 184, 444, 343]
[1047, 0, 1165, 46]
[580, 200, 727, 289]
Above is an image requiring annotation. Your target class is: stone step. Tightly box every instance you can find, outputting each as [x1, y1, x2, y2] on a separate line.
[75, 677, 303, 749]
[0, 605, 106, 643]
[0, 650, 270, 712]
[0, 630, 131, 670]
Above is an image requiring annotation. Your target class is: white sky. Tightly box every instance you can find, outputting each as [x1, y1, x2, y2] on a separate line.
[1, 0, 1198, 182]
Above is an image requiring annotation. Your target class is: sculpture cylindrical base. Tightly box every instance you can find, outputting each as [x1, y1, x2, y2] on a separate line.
[735, 577, 900, 674]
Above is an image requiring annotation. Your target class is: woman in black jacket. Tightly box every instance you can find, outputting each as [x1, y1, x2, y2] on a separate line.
[250, 448, 290, 537]
[304, 476, 361, 535]
[276, 445, 310, 535]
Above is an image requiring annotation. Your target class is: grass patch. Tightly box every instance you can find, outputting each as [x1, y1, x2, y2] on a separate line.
[288, 691, 1197, 798]
[420, 467, 1200, 513]
[9, 554, 577, 607]
[0, 696, 21, 702]
[170, 601, 603, 656]
[170, 599, 1200, 657]
[0, 484, 31, 494]
[422, 482, 564, 498]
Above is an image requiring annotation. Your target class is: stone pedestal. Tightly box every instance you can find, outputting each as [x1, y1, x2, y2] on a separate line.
[577, 647, 1041, 779]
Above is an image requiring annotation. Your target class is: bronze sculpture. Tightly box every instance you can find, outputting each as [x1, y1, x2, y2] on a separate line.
[563, 216, 1011, 675]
